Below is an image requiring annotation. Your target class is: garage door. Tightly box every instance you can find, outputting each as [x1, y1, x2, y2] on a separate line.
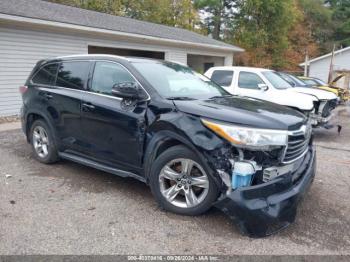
[88, 46, 165, 59]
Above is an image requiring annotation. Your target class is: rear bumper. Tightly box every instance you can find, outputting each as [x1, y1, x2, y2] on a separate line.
[215, 146, 316, 238]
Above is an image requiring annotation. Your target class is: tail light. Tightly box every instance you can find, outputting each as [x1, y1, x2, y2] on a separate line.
[19, 86, 28, 94]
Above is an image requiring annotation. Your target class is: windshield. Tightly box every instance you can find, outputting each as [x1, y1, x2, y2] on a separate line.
[313, 78, 327, 85]
[284, 73, 308, 87]
[302, 79, 320, 86]
[262, 71, 292, 89]
[132, 61, 229, 99]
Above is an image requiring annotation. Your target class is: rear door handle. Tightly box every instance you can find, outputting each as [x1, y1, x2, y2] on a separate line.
[82, 102, 95, 110]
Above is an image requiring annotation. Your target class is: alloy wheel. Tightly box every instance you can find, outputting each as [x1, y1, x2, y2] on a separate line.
[159, 158, 209, 208]
[32, 126, 49, 158]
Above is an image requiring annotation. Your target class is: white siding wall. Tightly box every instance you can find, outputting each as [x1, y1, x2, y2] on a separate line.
[309, 49, 350, 83]
[0, 25, 232, 116]
[164, 50, 187, 65]
[0, 27, 87, 116]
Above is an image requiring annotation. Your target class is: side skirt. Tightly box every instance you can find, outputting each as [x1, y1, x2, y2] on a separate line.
[58, 152, 146, 183]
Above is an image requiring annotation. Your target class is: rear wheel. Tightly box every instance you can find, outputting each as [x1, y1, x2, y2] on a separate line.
[150, 145, 219, 216]
[30, 120, 59, 164]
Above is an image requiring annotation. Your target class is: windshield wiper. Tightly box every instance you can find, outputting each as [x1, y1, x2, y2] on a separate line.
[166, 96, 197, 101]
[209, 94, 233, 99]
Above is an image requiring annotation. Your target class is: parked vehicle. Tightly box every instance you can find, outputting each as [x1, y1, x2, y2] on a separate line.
[20, 55, 316, 237]
[205, 67, 336, 127]
[275, 72, 337, 101]
[277, 72, 339, 126]
[298, 75, 350, 103]
[276, 72, 315, 88]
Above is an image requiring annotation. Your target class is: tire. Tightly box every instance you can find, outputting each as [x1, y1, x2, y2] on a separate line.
[29, 119, 59, 164]
[149, 145, 219, 216]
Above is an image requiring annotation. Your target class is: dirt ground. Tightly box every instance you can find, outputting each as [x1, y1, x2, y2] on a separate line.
[0, 106, 349, 255]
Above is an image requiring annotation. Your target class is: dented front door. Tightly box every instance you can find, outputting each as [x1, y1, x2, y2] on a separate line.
[80, 61, 147, 170]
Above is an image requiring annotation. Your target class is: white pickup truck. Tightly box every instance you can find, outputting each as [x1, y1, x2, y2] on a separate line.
[204, 66, 338, 127]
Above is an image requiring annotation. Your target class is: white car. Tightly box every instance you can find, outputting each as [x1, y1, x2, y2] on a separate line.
[205, 66, 338, 127]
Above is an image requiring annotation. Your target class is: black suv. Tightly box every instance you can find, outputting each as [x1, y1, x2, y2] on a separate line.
[20, 55, 316, 237]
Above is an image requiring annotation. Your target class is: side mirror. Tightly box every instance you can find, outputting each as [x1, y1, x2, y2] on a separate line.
[258, 83, 269, 91]
[112, 82, 140, 99]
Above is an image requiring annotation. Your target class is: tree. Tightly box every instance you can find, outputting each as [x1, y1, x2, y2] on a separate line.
[48, 0, 123, 15]
[299, 0, 333, 53]
[283, 0, 333, 71]
[123, 0, 198, 30]
[47, 0, 198, 30]
[230, 0, 298, 69]
[326, 0, 350, 47]
[194, 0, 236, 39]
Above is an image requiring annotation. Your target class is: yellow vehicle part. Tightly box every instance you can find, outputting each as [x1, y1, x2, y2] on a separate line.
[299, 76, 349, 102]
[317, 85, 339, 96]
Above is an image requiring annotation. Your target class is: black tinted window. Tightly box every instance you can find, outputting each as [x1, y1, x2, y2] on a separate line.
[56, 61, 90, 90]
[238, 72, 265, 89]
[31, 63, 58, 85]
[211, 70, 234, 86]
[91, 61, 135, 95]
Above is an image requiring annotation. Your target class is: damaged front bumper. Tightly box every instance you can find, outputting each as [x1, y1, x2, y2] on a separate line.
[215, 146, 316, 238]
[310, 112, 333, 126]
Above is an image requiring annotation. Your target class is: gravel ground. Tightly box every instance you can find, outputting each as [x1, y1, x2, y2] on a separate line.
[0, 106, 349, 255]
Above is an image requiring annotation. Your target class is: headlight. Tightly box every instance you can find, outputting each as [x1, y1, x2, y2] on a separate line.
[201, 119, 288, 150]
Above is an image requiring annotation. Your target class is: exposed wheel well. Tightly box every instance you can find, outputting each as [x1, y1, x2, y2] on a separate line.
[155, 139, 182, 159]
[26, 113, 45, 141]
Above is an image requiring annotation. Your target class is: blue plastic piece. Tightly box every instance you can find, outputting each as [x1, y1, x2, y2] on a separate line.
[232, 172, 253, 189]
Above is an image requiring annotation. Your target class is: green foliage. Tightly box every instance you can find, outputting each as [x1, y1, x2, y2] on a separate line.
[47, 0, 350, 70]
[327, 0, 350, 47]
[231, 0, 297, 69]
[123, 0, 197, 30]
[299, 0, 333, 52]
[194, 0, 236, 39]
[48, 0, 198, 30]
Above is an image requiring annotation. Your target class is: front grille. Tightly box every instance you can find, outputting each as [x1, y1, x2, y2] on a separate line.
[283, 125, 311, 163]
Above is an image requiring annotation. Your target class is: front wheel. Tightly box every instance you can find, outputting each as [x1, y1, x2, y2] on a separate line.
[149, 145, 219, 216]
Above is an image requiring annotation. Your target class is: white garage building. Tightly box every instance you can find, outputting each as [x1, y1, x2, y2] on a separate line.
[300, 46, 350, 84]
[0, 0, 243, 117]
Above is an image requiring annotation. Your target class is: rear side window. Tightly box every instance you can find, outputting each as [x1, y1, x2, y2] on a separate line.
[238, 71, 265, 89]
[211, 70, 234, 87]
[56, 61, 90, 90]
[31, 63, 58, 85]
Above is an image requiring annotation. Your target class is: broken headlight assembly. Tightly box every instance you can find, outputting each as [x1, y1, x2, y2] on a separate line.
[201, 119, 288, 150]
[202, 118, 292, 192]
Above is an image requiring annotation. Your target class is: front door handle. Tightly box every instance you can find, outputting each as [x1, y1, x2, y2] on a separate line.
[44, 93, 53, 99]
[39, 91, 53, 99]
[82, 102, 95, 110]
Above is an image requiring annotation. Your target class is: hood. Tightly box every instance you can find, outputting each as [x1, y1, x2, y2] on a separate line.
[173, 96, 307, 131]
[263, 89, 316, 111]
[331, 74, 345, 85]
[290, 87, 338, 100]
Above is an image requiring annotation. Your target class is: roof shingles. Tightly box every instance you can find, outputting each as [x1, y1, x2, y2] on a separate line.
[0, 0, 242, 51]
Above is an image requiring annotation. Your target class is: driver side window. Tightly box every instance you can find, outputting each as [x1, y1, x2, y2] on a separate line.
[91, 61, 135, 95]
[238, 71, 265, 90]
